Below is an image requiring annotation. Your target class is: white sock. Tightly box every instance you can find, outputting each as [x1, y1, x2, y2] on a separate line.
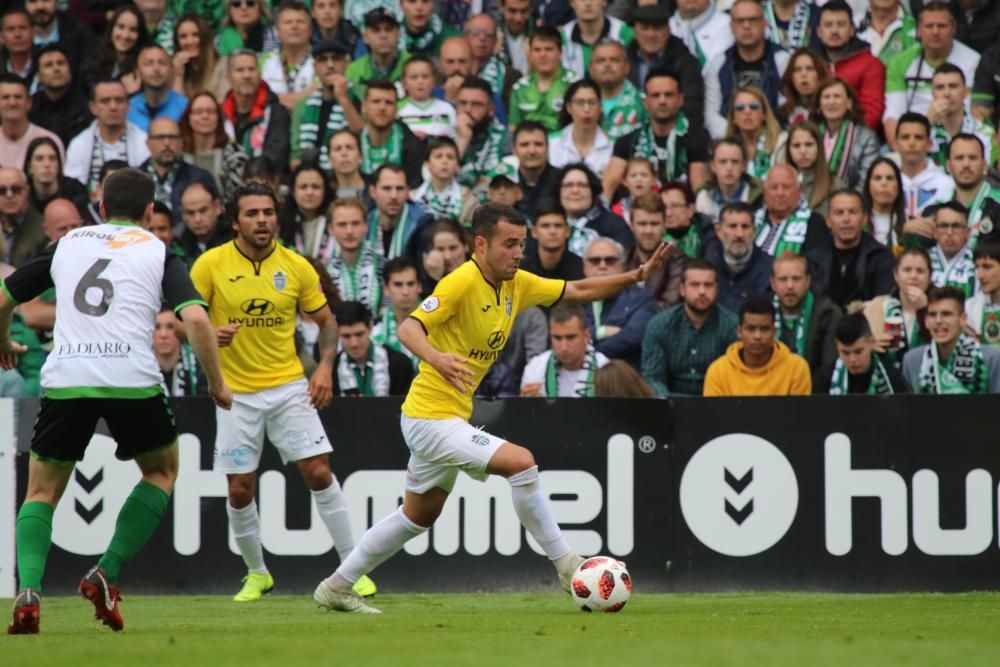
[227, 500, 267, 574]
[311, 478, 356, 561]
[326, 507, 426, 587]
[508, 466, 571, 562]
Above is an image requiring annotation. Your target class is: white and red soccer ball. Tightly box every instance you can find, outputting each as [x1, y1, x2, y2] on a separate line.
[569, 556, 632, 612]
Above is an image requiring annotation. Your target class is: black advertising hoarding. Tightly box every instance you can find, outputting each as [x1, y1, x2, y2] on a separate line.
[10, 397, 1000, 595]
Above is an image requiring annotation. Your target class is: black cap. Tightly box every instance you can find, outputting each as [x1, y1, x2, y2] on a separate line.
[312, 37, 350, 56]
[631, 4, 671, 25]
[364, 7, 399, 28]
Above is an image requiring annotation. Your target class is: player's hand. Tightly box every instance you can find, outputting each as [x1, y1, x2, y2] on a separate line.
[308, 361, 334, 409]
[209, 382, 234, 410]
[520, 382, 541, 397]
[635, 242, 671, 282]
[216, 323, 241, 347]
[0, 338, 27, 370]
[431, 351, 476, 394]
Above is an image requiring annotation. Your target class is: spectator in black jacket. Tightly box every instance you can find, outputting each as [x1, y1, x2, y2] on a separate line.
[627, 4, 704, 124]
[806, 189, 896, 310]
[558, 162, 633, 255]
[512, 120, 558, 220]
[706, 201, 774, 312]
[29, 46, 93, 147]
[141, 118, 217, 225]
[771, 253, 842, 372]
[332, 301, 414, 397]
[813, 312, 910, 394]
[176, 181, 233, 267]
[520, 198, 584, 281]
[950, 0, 1000, 55]
[27, 0, 97, 71]
[221, 50, 290, 171]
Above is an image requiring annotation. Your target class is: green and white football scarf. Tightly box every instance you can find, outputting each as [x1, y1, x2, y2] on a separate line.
[478, 55, 506, 97]
[917, 333, 989, 394]
[412, 179, 464, 219]
[88, 126, 128, 198]
[773, 289, 814, 357]
[336, 344, 390, 397]
[634, 112, 689, 183]
[930, 244, 977, 298]
[544, 346, 599, 397]
[567, 207, 602, 256]
[666, 223, 702, 259]
[458, 119, 506, 192]
[361, 122, 403, 175]
[403, 15, 443, 53]
[748, 133, 771, 180]
[754, 200, 812, 256]
[371, 308, 417, 364]
[822, 121, 856, 183]
[829, 355, 894, 395]
[764, 0, 812, 49]
[368, 204, 417, 259]
[326, 240, 382, 313]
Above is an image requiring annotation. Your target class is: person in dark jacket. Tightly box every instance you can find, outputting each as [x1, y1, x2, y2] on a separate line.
[950, 0, 1000, 55]
[771, 253, 842, 372]
[332, 301, 414, 397]
[812, 312, 910, 394]
[581, 236, 656, 367]
[705, 201, 774, 312]
[704, 0, 790, 138]
[221, 50, 291, 170]
[558, 162, 633, 255]
[28, 45, 93, 147]
[512, 120, 559, 220]
[520, 198, 585, 281]
[626, 4, 705, 124]
[174, 181, 233, 267]
[141, 118, 218, 226]
[28, 0, 98, 71]
[805, 189, 896, 310]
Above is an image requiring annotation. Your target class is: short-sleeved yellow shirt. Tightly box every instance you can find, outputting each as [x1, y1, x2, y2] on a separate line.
[190, 241, 327, 393]
[402, 260, 565, 421]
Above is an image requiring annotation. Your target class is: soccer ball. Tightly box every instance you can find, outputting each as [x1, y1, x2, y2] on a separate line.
[569, 556, 632, 612]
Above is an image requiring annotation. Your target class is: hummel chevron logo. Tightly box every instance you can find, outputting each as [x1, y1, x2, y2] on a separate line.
[75, 468, 103, 493]
[75, 498, 104, 524]
[724, 466, 754, 525]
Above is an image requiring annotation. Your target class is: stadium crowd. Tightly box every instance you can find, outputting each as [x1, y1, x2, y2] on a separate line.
[2, 0, 1000, 399]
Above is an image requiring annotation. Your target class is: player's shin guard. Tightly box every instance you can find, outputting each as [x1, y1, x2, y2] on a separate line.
[508, 465, 572, 561]
[227, 500, 267, 573]
[311, 478, 356, 561]
[15, 502, 54, 592]
[330, 507, 426, 586]
[98, 481, 170, 582]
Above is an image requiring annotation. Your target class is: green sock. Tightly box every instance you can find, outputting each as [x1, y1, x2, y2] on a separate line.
[98, 481, 170, 583]
[16, 501, 55, 592]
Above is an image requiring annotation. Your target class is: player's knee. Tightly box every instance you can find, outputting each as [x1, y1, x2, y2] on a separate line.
[507, 463, 539, 487]
[227, 475, 256, 507]
[507, 449, 537, 476]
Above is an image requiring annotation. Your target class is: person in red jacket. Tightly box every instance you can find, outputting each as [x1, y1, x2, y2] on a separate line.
[816, 0, 886, 132]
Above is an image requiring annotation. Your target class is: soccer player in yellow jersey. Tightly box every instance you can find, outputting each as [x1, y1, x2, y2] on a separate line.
[191, 182, 375, 603]
[313, 202, 668, 613]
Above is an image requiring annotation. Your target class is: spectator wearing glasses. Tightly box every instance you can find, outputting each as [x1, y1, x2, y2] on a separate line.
[929, 200, 978, 298]
[141, 117, 217, 224]
[0, 167, 44, 267]
[558, 163, 632, 256]
[581, 236, 656, 367]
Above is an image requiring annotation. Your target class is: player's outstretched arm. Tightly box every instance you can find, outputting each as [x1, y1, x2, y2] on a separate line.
[179, 304, 233, 410]
[563, 242, 670, 304]
[398, 317, 476, 394]
[0, 290, 27, 370]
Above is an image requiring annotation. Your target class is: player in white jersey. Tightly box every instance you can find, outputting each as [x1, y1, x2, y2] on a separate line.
[0, 168, 233, 634]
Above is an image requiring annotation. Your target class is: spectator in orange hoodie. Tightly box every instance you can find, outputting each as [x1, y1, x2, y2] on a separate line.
[703, 295, 812, 395]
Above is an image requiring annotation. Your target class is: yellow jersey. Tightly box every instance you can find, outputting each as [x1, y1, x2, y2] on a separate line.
[402, 260, 565, 421]
[190, 240, 327, 393]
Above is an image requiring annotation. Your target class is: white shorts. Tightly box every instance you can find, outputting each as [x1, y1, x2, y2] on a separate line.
[400, 414, 507, 494]
[214, 379, 333, 474]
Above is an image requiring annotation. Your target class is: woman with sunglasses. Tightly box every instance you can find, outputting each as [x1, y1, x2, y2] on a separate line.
[81, 5, 151, 94]
[815, 78, 879, 191]
[23, 137, 88, 215]
[724, 87, 786, 181]
[557, 162, 632, 256]
[179, 92, 248, 199]
[172, 14, 230, 100]
[549, 80, 613, 178]
[218, 0, 279, 55]
[777, 48, 831, 127]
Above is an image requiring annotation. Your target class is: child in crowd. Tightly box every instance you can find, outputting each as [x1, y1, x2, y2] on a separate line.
[411, 137, 478, 224]
[397, 55, 456, 139]
[611, 157, 658, 225]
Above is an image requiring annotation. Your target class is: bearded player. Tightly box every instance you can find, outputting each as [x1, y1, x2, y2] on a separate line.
[313, 203, 668, 613]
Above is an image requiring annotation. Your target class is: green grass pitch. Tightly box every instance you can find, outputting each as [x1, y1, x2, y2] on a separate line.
[4, 592, 1000, 666]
